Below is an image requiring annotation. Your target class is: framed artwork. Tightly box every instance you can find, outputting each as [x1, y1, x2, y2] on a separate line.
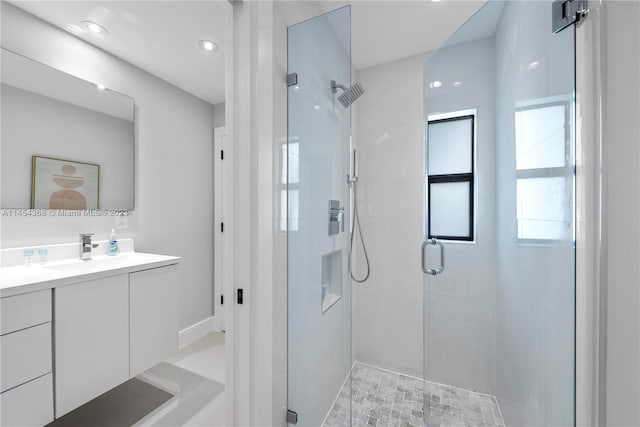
[31, 156, 100, 209]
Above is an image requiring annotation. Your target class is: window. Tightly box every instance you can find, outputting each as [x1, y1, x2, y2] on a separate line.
[280, 139, 299, 231]
[426, 113, 475, 241]
[515, 101, 573, 243]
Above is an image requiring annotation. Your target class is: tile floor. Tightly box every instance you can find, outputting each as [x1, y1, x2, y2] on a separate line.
[323, 363, 504, 427]
[137, 331, 227, 426]
[48, 331, 226, 427]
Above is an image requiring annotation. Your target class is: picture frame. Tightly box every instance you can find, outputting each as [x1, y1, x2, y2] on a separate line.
[31, 155, 100, 210]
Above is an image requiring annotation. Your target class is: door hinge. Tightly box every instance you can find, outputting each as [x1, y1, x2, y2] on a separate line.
[287, 73, 298, 87]
[220, 150, 224, 160]
[237, 288, 243, 304]
[221, 222, 224, 233]
[552, 0, 588, 33]
[286, 409, 298, 424]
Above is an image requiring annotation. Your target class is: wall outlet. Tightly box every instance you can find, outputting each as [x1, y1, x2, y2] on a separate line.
[115, 214, 128, 230]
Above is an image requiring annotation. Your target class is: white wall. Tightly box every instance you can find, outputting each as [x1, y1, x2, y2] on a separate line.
[213, 102, 226, 127]
[1, 3, 216, 330]
[1, 84, 134, 209]
[604, 2, 640, 425]
[351, 52, 426, 378]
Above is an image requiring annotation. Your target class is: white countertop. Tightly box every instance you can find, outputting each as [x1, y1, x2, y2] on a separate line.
[0, 251, 180, 298]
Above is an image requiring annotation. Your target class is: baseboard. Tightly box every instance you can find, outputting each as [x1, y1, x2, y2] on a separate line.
[179, 316, 216, 348]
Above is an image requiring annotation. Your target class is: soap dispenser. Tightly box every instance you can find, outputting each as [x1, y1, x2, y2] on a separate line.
[108, 229, 119, 256]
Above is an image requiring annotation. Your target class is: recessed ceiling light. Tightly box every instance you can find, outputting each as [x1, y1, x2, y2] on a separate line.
[314, 105, 321, 111]
[527, 61, 540, 70]
[199, 40, 219, 53]
[453, 81, 463, 87]
[66, 24, 83, 34]
[429, 80, 442, 89]
[81, 21, 108, 34]
[431, 0, 441, 2]
[95, 84, 106, 90]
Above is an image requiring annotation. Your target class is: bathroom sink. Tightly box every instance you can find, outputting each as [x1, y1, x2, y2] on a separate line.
[43, 255, 143, 274]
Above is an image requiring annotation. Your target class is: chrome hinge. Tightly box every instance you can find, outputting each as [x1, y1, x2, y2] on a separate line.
[286, 409, 298, 424]
[287, 73, 298, 87]
[552, 0, 588, 33]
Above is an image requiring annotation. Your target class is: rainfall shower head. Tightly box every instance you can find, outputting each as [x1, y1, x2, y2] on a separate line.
[331, 80, 365, 108]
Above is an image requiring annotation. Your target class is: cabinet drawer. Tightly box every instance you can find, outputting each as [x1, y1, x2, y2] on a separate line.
[0, 373, 54, 427]
[1, 290, 51, 335]
[1, 323, 52, 393]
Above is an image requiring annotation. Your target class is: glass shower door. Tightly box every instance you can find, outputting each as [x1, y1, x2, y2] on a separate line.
[423, 1, 575, 425]
[287, 6, 352, 427]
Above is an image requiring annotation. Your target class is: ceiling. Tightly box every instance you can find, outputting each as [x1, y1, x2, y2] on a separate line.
[319, 0, 487, 70]
[10, 1, 228, 105]
[9, 1, 488, 104]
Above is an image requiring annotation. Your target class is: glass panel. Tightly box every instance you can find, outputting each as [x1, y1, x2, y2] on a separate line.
[423, 1, 575, 426]
[517, 177, 571, 240]
[287, 6, 352, 427]
[428, 117, 473, 175]
[516, 104, 566, 170]
[429, 181, 470, 238]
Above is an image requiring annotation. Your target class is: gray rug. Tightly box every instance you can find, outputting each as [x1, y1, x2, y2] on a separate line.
[46, 363, 225, 427]
[47, 378, 173, 427]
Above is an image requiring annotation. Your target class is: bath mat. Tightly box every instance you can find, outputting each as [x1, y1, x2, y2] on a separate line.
[46, 377, 173, 427]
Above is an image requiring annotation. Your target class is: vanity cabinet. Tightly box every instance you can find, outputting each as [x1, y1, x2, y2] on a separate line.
[54, 264, 179, 418]
[0, 290, 54, 427]
[0, 246, 179, 425]
[55, 274, 130, 417]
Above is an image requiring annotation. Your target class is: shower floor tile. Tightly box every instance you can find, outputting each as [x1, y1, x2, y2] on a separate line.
[323, 362, 504, 427]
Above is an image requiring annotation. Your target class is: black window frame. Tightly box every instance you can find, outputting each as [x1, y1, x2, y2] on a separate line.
[426, 114, 475, 242]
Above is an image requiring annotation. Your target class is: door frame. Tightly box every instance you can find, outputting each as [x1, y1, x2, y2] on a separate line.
[213, 125, 229, 333]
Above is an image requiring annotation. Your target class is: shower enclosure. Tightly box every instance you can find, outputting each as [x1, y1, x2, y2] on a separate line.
[286, 1, 576, 426]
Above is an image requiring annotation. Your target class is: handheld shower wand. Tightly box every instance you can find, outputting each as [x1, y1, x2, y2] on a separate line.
[350, 149, 370, 283]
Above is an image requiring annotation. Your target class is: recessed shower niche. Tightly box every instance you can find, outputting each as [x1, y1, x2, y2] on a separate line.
[321, 249, 342, 313]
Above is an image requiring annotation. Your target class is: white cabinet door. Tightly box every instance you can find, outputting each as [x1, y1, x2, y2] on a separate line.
[130, 264, 179, 377]
[55, 275, 129, 417]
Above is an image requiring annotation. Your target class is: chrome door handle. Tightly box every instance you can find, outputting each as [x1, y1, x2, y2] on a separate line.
[421, 238, 445, 276]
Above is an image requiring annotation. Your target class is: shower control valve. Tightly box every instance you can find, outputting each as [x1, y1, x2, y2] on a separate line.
[328, 200, 345, 235]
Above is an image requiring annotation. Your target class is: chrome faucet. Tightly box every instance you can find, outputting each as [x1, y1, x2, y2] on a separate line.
[80, 233, 99, 261]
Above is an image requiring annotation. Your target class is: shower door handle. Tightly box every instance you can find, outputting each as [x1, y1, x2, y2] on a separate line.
[421, 239, 445, 276]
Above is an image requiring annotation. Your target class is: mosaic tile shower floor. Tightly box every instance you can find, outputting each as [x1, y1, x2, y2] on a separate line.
[323, 363, 504, 427]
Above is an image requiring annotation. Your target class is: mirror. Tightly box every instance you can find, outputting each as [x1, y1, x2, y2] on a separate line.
[1, 48, 135, 210]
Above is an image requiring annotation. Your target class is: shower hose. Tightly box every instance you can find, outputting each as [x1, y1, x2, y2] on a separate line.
[351, 181, 371, 283]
